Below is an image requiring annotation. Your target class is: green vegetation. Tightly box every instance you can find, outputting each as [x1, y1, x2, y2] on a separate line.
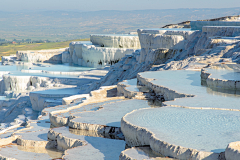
[0, 38, 89, 58]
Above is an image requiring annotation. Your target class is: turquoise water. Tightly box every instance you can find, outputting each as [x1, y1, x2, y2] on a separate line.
[0, 64, 28, 71]
[28, 63, 94, 72]
[0, 63, 95, 78]
[0, 96, 8, 100]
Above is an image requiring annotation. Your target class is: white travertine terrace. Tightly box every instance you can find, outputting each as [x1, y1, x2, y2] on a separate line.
[2, 16, 240, 160]
[1, 56, 17, 63]
[137, 28, 196, 63]
[2, 75, 33, 93]
[225, 141, 240, 160]
[201, 66, 240, 90]
[13, 34, 140, 68]
[120, 69, 240, 160]
[121, 108, 220, 160]
[191, 21, 240, 30]
[117, 79, 145, 99]
[137, 29, 195, 40]
[48, 85, 122, 127]
[0, 74, 80, 99]
[90, 34, 141, 49]
[64, 36, 138, 67]
[0, 63, 107, 100]
[48, 127, 125, 160]
[80, 44, 136, 68]
[0, 85, 126, 159]
[202, 26, 240, 37]
[68, 99, 150, 133]
[68, 41, 92, 64]
[16, 48, 67, 63]
[0, 144, 63, 160]
[29, 87, 80, 111]
[119, 147, 177, 160]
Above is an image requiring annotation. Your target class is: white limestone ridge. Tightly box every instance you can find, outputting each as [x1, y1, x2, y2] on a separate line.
[64, 34, 140, 68]
[14, 34, 140, 68]
[16, 48, 66, 63]
[90, 34, 141, 49]
[1, 16, 240, 160]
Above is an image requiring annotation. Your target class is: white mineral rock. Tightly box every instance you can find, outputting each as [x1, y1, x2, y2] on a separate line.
[191, 21, 240, 30]
[16, 48, 66, 63]
[90, 34, 140, 49]
[81, 44, 136, 68]
[225, 141, 240, 160]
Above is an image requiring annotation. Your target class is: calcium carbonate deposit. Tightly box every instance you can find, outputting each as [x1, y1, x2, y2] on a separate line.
[1, 15, 240, 160]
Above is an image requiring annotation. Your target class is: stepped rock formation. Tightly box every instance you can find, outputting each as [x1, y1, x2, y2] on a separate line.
[0, 16, 240, 160]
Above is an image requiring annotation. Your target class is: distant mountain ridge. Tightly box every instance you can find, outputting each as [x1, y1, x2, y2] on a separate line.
[0, 7, 240, 41]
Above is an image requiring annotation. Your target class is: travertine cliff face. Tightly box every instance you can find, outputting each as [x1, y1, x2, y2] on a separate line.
[86, 24, 240, 92]
[80, 44, 136, 68]
[90, 34, 140, 49]
[191, 21, 240, 30]
[137, 29, 196, 63]
[64, 35, 140, 68]
[16, 49, 66, 63]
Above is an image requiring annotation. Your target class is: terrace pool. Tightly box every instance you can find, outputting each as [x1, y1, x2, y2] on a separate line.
[205, 65, 240, 80]
[128, 69, 240, 153]
[125, 107, 240, 153]
[140, 70, 240, 110]
[0, 62, 95, 78]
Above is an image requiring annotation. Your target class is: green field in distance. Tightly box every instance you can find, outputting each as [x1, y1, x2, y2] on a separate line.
[0, 38, 89, 58]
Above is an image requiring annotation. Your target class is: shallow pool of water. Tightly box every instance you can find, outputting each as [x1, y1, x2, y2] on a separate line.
[132, 70, 240, 153]
[0, 62, 95, 78]
[0, 96, 8, 100]
[140, 70, 240, 110]
[29, 63, 94, 72]
[205, 68, 240, 80]
[121, 79, 140, 92]
[125, 107, 240, 153]
[0, 144, 63, 160]
[59, 99, 120, 118]
[31, 88, 80, 95]
[72, 99, 151, 128]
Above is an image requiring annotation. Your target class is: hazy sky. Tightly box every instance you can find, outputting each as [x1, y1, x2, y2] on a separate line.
[1, 0, 240, 12]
